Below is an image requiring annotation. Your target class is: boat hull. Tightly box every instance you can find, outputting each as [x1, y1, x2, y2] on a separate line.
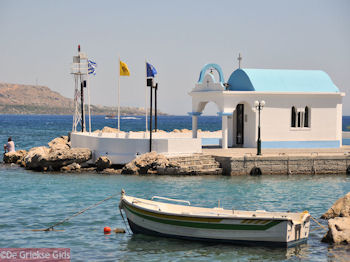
[127, 218, 307, 247]
[121, 199, 310, 247]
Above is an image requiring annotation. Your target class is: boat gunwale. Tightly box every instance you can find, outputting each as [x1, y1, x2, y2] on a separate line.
[121, 195, 306, 222]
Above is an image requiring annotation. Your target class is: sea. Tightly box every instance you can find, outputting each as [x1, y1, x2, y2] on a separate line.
[1, 114, 350, 262]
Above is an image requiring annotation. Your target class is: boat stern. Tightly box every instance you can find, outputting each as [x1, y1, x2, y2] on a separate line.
[286, 211, 311, 246]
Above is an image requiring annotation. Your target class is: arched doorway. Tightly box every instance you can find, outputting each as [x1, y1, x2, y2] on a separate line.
[236, 104, 244, 146]
[230, 102, 255, 148]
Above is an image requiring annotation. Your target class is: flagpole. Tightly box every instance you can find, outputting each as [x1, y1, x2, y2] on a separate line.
[145, 59, 148, 133]
[118, 57, 121, 130]
[87, 75, 92, 133]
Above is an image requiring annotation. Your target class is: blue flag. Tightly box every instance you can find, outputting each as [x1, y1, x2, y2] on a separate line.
[146, 62, 157, 77]
[88, 59, 97, 75]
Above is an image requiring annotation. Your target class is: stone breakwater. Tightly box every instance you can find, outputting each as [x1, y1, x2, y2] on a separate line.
[214, 154, 350, 176]
[3, 131, 350, 176]
[2, 136, 222, 175]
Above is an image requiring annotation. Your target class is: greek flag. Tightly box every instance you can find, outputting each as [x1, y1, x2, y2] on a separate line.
[88, 60, 97, 75]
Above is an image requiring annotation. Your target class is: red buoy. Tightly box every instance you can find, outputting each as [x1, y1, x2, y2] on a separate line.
[104, 226, 111, 234]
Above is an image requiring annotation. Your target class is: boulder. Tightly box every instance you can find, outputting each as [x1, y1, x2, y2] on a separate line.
[95, 156, 112, 171]
[122, 152, 179, 175]
[24, 146, 91, 170]
[100, 168, 121, 175]
[322, 217, 350, 244]
[24, 146, 50, 169]
[48, 136, 70, 151]
[321, 192, 350, 219]
[3, 150, 27, 164]
[61, 162, 81, 172]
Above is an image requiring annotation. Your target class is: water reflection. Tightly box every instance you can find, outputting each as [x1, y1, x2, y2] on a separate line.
[122, 234, 311, 262]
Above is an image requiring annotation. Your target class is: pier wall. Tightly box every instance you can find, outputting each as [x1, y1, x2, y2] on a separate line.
[214, 155, 350, 175]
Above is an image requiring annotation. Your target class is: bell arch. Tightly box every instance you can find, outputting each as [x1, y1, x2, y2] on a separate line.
[198, 63, 225, 84]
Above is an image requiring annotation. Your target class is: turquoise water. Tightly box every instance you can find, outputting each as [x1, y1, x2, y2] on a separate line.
[1, 166, 350, 261]
[1, 115, 350, 261]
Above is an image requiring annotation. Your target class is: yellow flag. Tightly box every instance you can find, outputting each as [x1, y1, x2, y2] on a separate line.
[120, 60, 130, 76]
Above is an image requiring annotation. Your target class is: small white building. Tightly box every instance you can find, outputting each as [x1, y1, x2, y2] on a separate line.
[189, 64, 345, 149]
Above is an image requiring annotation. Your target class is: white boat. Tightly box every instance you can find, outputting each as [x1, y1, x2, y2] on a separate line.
[105, 114, 117, 120]
[119, 191, 311, 247]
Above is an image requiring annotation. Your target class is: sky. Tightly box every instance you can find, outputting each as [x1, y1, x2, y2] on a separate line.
[0, 0, 349, 115]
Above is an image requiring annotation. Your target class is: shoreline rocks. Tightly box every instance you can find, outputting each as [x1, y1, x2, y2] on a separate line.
[3, 150, 27, 164]
[122, 151, 180, 175]
[3, 136, 93, 172]
[96, 156, 112, 171]
[322, 217, 350, 244]
[24, 145, 92, 171]
[322, 192, 350, 244]
[321, 192, 350, 219]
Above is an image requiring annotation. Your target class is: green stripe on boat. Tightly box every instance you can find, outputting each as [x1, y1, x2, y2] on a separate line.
[124, 203, 282, 231]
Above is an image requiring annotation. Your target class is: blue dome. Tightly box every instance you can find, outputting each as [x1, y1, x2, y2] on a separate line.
[227, 68, 339, 93]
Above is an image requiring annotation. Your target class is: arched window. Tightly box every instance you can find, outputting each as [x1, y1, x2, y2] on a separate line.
[304, 106, 309, 127]
[291, 106, 296, 127]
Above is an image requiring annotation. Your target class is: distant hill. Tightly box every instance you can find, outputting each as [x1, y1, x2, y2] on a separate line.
[0, 83, 165, 115]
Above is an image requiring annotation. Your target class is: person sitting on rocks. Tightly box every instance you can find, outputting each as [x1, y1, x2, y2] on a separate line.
[4, 137, 15, 153]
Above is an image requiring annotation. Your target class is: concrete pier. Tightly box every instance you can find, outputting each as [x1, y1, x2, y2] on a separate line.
[203, 146, 350, 176]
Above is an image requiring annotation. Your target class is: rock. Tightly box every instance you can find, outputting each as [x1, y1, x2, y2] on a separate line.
[322, 217, 350, 244]
[321, 192, 350, 219]
[100, 168, 121, 175]
[81, 167, 97, 172]
[122, 152, 179, 175]
[122, 162, 139, 174]
[61, 162, 81, 172]
[3, 150, 27, 164]
[95, 156, 112, 171]
[48, 136, 70, 150]
[24, 146, 50, 169]
[24, 146, 91, 171]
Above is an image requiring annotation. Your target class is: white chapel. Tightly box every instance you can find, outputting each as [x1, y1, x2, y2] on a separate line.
[189, 62, 345, 149]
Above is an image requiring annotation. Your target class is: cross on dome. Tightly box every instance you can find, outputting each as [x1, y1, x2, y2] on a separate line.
[238, 53, 242, 69]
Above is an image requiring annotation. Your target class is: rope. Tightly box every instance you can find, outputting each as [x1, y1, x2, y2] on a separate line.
[119, 207, 131, 235]
[34, 192, 120, 231]
[310, 215, 327, 231]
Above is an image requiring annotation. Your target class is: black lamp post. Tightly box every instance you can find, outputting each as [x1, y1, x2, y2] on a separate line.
[254, 100, 265, 155]
[147, 78, 153, 152]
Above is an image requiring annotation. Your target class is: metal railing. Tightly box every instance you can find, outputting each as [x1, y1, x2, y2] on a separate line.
[151, 196, 191, 205]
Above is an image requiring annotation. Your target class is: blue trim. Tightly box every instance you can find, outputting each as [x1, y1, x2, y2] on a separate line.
[217, 112, 232, 116]
[188, 112, 202, 116]
[202, 138, 220, 146]
[198, 63, 225, 84]
[342, 138, 350, 145]
[262, 140, 340, 149]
